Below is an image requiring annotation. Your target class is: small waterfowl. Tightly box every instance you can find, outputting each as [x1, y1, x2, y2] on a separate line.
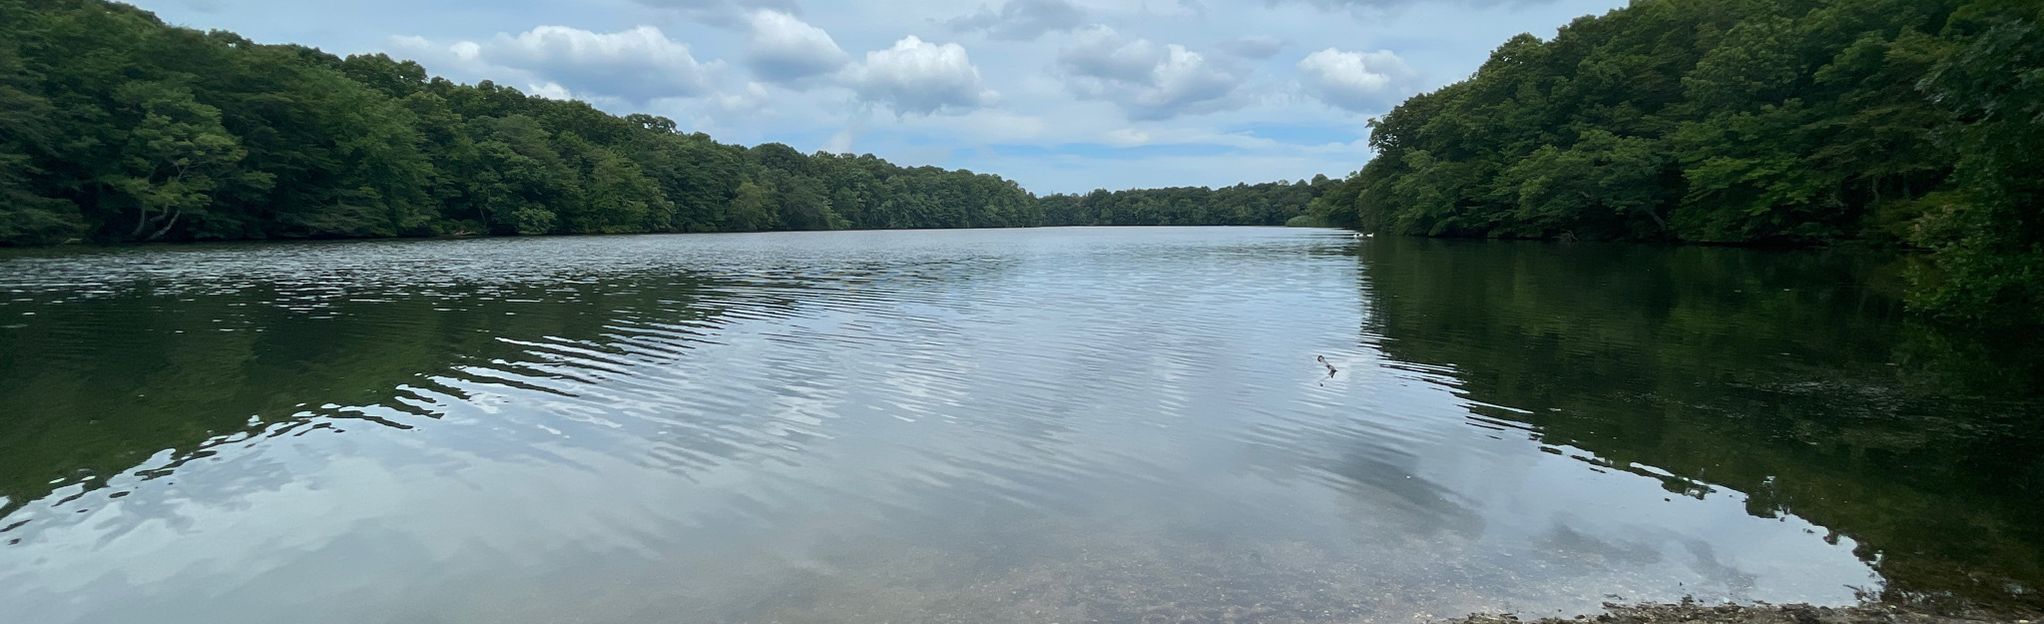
[1317, 355, 1338, 377]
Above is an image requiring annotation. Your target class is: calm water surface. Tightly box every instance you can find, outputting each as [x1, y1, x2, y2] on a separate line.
[0, 227, 2038, 623]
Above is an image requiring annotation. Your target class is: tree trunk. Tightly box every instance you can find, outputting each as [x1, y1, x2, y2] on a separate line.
[144, 208, 181, 242]
[1640, 206, 1670, 231]
[131, 204, 155, 238]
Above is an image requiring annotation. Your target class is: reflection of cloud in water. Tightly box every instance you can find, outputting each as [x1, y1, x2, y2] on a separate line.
[1326, 451, 1486, 540]
[0, 229, 1907, 623]
[1540, 522, 1665, 567]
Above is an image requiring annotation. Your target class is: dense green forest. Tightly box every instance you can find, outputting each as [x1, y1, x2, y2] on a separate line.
[1307, 0, 2041, 324]
[0, 0, 1322, 248]
[1359, 237, 2043, 610]
[6, 0, 2039, 324]
[1039, 178, 1337, 227]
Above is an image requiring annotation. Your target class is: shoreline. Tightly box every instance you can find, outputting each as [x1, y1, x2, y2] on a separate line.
[1445, 601, 2038, 624]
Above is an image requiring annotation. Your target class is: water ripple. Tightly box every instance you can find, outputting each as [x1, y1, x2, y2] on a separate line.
[1, 228, 2028, 623]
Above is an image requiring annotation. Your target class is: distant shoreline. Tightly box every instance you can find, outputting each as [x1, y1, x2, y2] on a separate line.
[0, 224, 1340, 251]
[1442, 601, 2036, 624]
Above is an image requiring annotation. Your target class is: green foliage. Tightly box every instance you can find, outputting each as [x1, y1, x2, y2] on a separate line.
[511, 206, 556, 235]
[0, 13, 82, 245]
[724, 180, 777, 232]
[1498, 129, 1670, 239]
[101, 82, 256, 241]
[1333, 0, 2041, 325]
[1903, 4, 2044, 326]
[12, 0, 1284, 246]
[0, 0, 1339, 247]
[1361, 237, 2044, 611]
[1039, 177, 1337, 227]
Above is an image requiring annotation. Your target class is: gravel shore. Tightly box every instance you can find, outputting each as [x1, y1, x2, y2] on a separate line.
[1445, 602, 2036, 624]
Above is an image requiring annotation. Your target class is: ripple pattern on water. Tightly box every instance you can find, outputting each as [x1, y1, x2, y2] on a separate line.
[0, 228, 2032, 623]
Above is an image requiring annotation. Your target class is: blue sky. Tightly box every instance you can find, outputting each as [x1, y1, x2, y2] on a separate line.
[133, 0, 1629, 194]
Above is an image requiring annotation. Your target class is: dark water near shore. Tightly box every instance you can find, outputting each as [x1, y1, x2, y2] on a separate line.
[0, 227, 2038, 623]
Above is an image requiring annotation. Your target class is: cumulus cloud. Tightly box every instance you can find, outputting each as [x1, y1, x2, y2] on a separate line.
[176, 0, 227, 13]
[1056, 26, 1250, 120]
[630, 0, 798, 25]
[744, 10, 849, 82]
[947, 0, 1086, 41]
[821, 126, 858, 154]
[850, 36, 996, 115]
[146, 0, 1616, 194]
[406, 26, 714, 102]
[1296, 47, 1419, 112]
[1280, 0, 1554, 11]
[527, 81, 577, 100]
[1216, 35, 1285, 59]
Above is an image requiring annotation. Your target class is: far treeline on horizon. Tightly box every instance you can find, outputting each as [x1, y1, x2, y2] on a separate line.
[0, 0, 2038, 326]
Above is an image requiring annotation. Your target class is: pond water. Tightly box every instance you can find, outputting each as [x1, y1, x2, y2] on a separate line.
[0, 227, 2038, 623]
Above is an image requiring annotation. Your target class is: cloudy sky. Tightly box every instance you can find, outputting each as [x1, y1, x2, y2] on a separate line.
[136, 0, 1627, 194]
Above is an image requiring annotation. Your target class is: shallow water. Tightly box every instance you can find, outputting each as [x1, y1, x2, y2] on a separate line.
[0, 227, 2037, 623]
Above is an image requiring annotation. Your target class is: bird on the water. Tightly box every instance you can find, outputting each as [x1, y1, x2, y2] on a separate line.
[1317, 355, 1338, 377]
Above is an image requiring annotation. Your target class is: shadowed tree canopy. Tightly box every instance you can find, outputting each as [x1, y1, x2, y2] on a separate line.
[1314, 0, 2041, 326]
[0, 0, 1327, 249]
[4, 0, 2034, 326]
[1038, 177, 1337, 227]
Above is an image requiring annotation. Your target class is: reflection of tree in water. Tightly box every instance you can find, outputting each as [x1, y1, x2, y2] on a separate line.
[0, 270, 769, 523]
[0, 233, 1051, 535]
[1358, 237, 2044, 611]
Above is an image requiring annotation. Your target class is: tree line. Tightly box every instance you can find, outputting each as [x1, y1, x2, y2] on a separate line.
[0, 0, 1323, 249]
[9, 0, 2035, 325]
[1307, 0, 2041, 325]
[1039, 178, 1337, 227]
[1359, 237, 2044, 610]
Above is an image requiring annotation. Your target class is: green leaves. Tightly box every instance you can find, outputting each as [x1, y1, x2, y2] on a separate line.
[1331, 0, 2040, 326]
[0, 0, 1073, 246]
[1036, 179, 1336, 228]
[1904, 6, 2044, 325]
[1683, 16, 1804, 111]
[0, 9, 82, 245]
[1498, 130, 1670, 239]
[101, 81, 250, 241]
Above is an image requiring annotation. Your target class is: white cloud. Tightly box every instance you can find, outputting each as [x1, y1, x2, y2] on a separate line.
[157, 0, 1630, 193]
[821, 127, 857, 154]
[1104, 128, 1151, 146]
[1057, 26, 1250, 121]
[448, 40, 482, 63]
[947, 0, 1086, 41]
[1281, 0, 1560, 12]
[1296, 47, 1418, 112]
[898, 109, 1053, 143]
[850, 36, 995, 116]
[175, 0, 227, 13]
[527, 81, 576, 100]
[629, 0, 797, 26]
[1216, 35, 1285, 59]
[402, 26, 715, 102]
[744, 10, 849, 83]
